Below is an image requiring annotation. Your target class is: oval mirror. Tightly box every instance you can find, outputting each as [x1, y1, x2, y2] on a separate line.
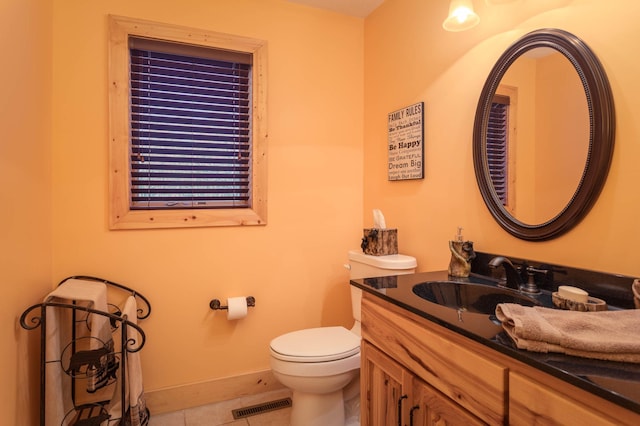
[473, 29, 615, 241]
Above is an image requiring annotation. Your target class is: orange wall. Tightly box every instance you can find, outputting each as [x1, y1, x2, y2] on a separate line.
[499, 52, 588, 223]
[364, 0, 640, 277]
[534, 52, 589, 222]
[10, 0, 640, 421]
[1, 0, 53, 423]
[50, 0, 363, 392]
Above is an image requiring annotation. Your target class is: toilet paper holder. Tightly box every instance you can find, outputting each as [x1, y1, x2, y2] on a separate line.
[209, 296, 256, 310]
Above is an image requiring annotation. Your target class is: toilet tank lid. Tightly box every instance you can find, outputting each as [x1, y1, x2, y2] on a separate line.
[348, 249, 417, 269]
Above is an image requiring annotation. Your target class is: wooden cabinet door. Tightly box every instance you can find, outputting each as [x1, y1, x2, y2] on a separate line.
[361, 341, 412, 426]
[362, 340, 486, 426]
[362, 295, 507, 423]
[410, 378, 487, 426]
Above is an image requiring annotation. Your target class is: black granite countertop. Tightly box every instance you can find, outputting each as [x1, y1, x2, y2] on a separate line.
[351, 270, 640, 415]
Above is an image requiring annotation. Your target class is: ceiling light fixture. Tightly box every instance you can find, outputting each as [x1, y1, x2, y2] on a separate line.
[443, 0, 481, 32]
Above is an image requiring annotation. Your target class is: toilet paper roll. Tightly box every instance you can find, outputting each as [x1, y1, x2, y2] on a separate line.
[227, 297, 248, 320]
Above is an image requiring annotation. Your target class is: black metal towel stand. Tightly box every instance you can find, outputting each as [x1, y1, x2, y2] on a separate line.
[20, 275, 152, 426]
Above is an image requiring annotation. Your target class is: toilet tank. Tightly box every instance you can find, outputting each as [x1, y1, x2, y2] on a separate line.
[347, 249, 417, 335]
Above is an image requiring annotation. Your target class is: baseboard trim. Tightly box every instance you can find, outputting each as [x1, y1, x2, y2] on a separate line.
[145, 369, 284, 415]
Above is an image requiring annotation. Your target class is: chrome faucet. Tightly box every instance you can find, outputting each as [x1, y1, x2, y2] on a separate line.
[488, 256, 523, 291]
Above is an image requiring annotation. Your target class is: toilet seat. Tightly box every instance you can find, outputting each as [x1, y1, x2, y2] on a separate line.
[270, 350, 360, 378]
[270, 326, 360, 363]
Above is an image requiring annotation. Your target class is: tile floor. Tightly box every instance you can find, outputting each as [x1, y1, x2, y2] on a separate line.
[148, 388, 292, 426]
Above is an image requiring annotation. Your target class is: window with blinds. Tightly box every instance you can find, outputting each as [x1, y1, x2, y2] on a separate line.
[129, 37, 253, 210]
[487, 94, 510, 206]
[109, 16, 267, 229]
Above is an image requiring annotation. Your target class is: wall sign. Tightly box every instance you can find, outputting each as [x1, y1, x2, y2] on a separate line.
[388, 102, 424, 181]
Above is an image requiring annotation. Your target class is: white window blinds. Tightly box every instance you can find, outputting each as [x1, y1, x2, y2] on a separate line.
[129, 37, 253, 210]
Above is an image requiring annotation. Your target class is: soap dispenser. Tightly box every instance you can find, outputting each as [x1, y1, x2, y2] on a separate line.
[448, 227, 476, 278]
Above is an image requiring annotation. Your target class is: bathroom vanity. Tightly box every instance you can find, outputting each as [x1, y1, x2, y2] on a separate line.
[354, 26, 625, 426]
[353, 270, 640, 425]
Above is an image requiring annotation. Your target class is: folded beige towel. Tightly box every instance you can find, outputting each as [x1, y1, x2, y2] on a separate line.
[495, 303, 640, 363]
[633, 279, 640, 309]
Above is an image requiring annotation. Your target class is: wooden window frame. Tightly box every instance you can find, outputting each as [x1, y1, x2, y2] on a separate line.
[108, 15, 267, 229]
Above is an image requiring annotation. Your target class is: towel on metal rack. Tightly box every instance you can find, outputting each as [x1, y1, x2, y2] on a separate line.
[109, 295, 149, 426]
[495, 303, 640, 363]
[45, 278, 116, 425]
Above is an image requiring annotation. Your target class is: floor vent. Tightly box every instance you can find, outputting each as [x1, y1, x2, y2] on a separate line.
[231, 397, 292, 419]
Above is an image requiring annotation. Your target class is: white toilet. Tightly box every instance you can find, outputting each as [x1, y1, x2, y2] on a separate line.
[270, 249, 417, 426]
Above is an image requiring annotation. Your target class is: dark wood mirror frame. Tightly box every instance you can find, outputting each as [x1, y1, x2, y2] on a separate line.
[473, 28, 615, 241]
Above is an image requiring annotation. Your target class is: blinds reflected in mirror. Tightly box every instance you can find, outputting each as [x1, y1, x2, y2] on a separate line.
[488, 94, 510, 207]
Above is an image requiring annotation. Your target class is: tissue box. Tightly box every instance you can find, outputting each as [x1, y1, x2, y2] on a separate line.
[362, 228, 398, 256]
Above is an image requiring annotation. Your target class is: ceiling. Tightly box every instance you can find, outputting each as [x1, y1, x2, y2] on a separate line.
[286, 0, 385, 18]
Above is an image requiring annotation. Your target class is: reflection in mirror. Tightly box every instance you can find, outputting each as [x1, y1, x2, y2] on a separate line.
[473, 29, 615, 241]
[490, 48, 590, 224]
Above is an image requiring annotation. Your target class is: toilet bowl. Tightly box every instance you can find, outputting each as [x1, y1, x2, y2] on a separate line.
[270, 327, 361, 426]
[269, 250, 417, 426]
